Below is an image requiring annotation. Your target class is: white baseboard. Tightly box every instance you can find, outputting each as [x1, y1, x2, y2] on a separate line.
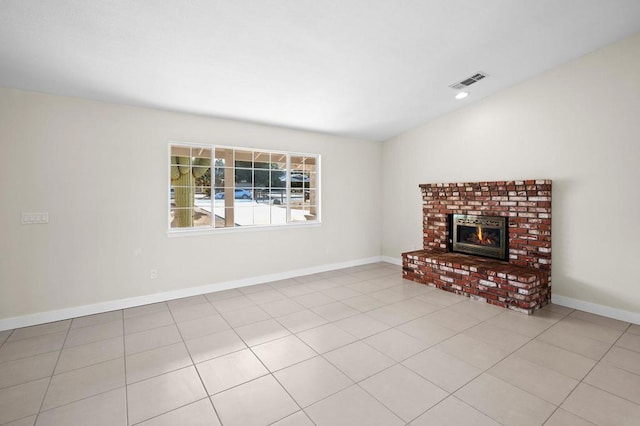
[552, 294, 639, 325]
[381, 256, 402, 266]
[0, 256, 384, 331]
[382, 254, 639, 325]
[8, 258, 635, 331]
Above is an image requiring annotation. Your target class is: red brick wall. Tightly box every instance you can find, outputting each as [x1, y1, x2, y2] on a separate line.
[420, 180, 551, 270]
[402, 180, 552, 314]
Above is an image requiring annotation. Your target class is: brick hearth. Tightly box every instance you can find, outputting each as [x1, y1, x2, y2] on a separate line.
[402, 180, 552, 314]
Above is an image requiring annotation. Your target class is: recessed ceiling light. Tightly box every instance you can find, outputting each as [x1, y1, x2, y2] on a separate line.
[455, 91, 469, 99]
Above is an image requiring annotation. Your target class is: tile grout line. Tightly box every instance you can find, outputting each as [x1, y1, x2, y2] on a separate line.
[207, 295, 311, 423]
[119, 302, 214, 422]
[259, 287, 460, 423]
[246, 348, 311, 425]
[125, 396, 212, 426]
[540, 322, 633, 425]
[164, 301, 224, 426]
[31, 318, 73, 425]
[0, 329, 15, 349]
[0, 296, 556, 424]
[123, 325, 181, 358]
[351, 307, 505, 425]
[386, 301, 573, 425]
[455, 309, 574, 425]
[201, 268, 403, 423]
[257, 283, 436, 424]
[0, 266, 396, 423]
[11, 265, 634, 426]
[454, 305, 584, 422]
[194, 291, 322, 424]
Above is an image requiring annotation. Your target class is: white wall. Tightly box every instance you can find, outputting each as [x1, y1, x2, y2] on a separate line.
[382, 33, 640, 315]
[0, 88, 382, 323]
[3, 33, 639, 327]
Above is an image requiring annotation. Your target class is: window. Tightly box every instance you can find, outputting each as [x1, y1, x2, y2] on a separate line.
[169, 143, 320, 231]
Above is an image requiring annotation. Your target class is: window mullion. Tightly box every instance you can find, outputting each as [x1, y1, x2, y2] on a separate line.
[286, 154, 291, 223]
[210, 147, 215, 229]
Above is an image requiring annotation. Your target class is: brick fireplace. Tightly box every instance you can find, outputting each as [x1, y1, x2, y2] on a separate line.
[402, 180, 551, 314]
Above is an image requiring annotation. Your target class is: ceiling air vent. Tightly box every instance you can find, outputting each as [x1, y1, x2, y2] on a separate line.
[449, 72, 488, 90]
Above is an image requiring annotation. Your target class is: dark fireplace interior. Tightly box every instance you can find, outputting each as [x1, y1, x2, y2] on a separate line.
[450, 214, 508, 260]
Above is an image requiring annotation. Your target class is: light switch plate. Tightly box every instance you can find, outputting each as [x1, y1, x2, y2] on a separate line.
[22, 212, 49, 224]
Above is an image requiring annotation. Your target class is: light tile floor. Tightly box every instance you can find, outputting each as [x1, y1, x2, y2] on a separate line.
[1, 262, 639, 425]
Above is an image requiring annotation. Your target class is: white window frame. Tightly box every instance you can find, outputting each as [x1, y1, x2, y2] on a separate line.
[168, 142, 321, 234]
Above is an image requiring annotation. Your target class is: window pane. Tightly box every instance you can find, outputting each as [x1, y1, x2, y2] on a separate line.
[234, 206, 254, 226]
[290, 155, 304, 171]
[290, 188, 305, 203]
[235, 168, 252, 186]
[213, 198, 224, 219]
[253, 187, 270, 203]
[271, 169, 286, 188]
[170, 208, 193, 228]
[290, 208, 308, 222]
[215, 148, 232, 167]
[194, 186, 211, 205]
[213, 207, 234, 228]
[270, 153, 287, 188]
[232, 188, 253, 200]
[270, 204, 287, 225]
[171, 149, 192, 187]
[194, 173, 211, 199]
[269, 189, 286, 206]
[225, 207, 235, 227]
[254, 203, 271, 225]
[303, 208, 318, 222]
[195, 190, 211, 206]
[192, 148, 211, 185]
[214, 187, 240, 201]
[212, 210, 226, 228]
[214, 167, 230, 188]
[171, 145, 190, 159]
[254, 169, 269, 188]
[271, 152, 286, 167]
[303, 156, 317, 169]
[192, 147, 211, 159]
[306, 189, 317, 206]
[254, 151, 270, 169]
[169, 146, 212, 229]
[193, 209, 211, 227]
[289, 156, 310, 190]
[235, 149, 253, 168]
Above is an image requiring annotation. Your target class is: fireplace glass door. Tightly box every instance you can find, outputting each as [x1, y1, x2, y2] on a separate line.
[451, 214, 507, 260]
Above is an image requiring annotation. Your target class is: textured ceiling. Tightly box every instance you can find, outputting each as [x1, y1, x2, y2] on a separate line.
[1, 0, 640, 141]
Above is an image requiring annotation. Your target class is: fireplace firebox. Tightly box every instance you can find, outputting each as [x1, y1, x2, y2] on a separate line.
[451, 214, 508, 260]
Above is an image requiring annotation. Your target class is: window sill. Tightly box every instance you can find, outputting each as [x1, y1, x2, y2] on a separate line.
[167, 221, 322, 237]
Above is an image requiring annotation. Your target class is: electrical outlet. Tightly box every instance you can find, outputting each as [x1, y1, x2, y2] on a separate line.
[22, 212, 49, 224]
[150, 269, 158, 279]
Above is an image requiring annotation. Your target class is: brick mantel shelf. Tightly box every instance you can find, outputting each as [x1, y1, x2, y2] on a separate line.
[402, 180, 551, 314]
